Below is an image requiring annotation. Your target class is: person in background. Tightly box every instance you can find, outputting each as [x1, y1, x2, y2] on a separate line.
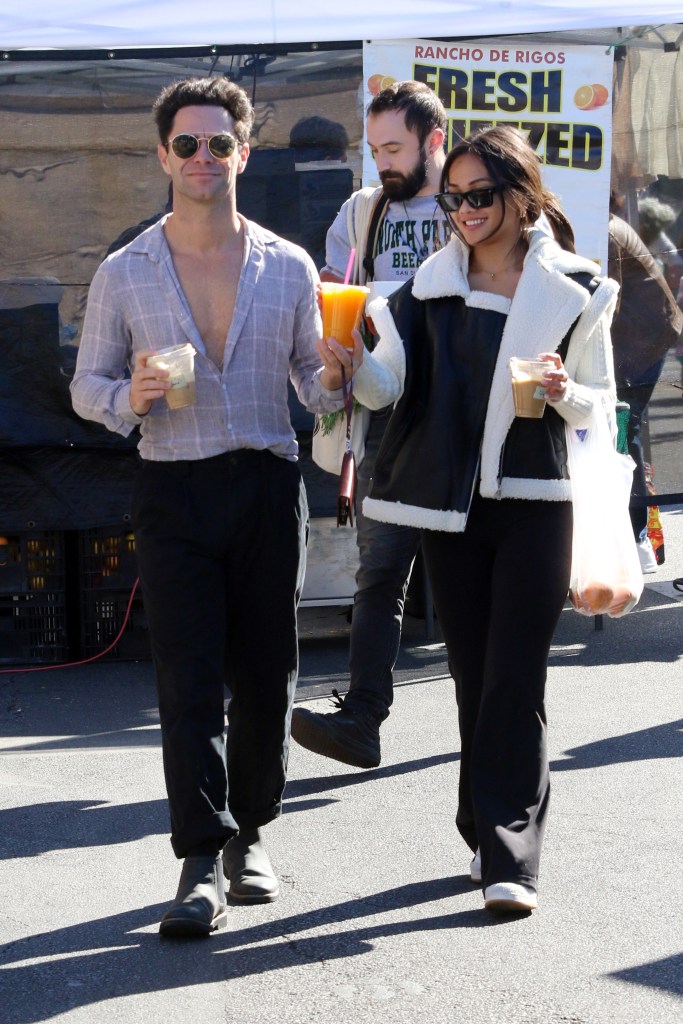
[337, 125, 618, 913]
[71, 76, 350, 938]
[608, 198, 683, 570]
[289, 115, 349, 164]
[290, 81, 451, 770]
[637, 195, 683, 295]
[288, 116, 351, 269]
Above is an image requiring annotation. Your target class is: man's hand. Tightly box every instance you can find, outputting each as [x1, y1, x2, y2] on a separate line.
[316, 328, 364, 391]
[129, 349, 170, 416]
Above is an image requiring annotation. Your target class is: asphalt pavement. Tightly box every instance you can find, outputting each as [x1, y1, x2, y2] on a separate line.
[0, 508, 681, 1024]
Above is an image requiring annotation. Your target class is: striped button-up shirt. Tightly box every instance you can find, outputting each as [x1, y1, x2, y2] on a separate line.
[71, 215, 341, 461]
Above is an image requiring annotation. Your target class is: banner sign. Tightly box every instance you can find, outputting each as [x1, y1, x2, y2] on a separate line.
[363, 39, 614, 265]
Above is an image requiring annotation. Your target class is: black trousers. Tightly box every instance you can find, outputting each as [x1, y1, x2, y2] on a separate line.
[421, 493, 573, 892]
[132, 450, 308, 859]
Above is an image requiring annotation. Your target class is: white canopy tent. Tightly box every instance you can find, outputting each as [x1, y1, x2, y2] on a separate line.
[1, 3, 682, 51]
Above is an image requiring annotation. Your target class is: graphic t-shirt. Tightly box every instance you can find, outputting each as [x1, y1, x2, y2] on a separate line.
[324, 191, 451, 283]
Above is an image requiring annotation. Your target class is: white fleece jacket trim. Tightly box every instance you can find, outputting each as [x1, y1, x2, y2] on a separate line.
[467, 291, 511, 314]
[490, 477, 571, 501]
[362, 496, 468, 532]
[411, 228, 602, 302]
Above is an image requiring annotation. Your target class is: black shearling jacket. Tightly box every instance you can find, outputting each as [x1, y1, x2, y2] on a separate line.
[352, 229, 619, 532]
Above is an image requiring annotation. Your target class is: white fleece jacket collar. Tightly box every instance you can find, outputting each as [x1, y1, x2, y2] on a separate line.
[412, 227, 601, 303]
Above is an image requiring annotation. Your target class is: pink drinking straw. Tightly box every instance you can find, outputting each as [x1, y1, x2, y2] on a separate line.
[343, 248, 356, 285]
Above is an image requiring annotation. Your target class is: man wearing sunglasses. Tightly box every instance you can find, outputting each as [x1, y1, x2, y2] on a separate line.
[71, 76, 351, 938]
[291, 81, 450, 771]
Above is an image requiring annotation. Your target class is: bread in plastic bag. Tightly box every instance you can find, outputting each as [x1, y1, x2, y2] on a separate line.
[566, 401, 644, 618]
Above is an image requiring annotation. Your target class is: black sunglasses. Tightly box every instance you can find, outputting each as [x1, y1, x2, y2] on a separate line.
[168, 132, 237, 160]
[435, 186, 503, 213]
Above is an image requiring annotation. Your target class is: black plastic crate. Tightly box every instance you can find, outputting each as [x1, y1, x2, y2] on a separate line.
[77, 527, 139, 591]
[80, 585, 151, 661]
[0, 591, 69, 665]
[0, 531, 66, 595]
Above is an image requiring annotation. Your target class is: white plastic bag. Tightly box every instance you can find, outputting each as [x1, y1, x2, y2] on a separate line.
[566, 401, 644, 618]
[312, 406, 370, 476]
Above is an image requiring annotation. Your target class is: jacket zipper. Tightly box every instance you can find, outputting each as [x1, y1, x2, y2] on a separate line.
[495, 441, 506, 499]
[465, 452, 482, 522]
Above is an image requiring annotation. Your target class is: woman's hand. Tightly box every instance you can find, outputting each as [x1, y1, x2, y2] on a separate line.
[539, 350, 569, 403]
[317, 328, 365, 391]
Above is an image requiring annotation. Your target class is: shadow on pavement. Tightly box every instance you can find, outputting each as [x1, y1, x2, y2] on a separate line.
[550, 596, 682, 667]
[0, 876, 496, 1024]
[0, 752, 460, 859]
[0, 799, 169, 859]
[607, 951, 683, 997]
[551, 718, 683, 772]
[284, 750, 459, 801]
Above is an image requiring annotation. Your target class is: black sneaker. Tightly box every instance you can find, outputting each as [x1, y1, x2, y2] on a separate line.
[290, 690, 381, 769]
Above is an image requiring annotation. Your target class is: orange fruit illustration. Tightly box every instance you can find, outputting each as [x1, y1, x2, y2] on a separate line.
[591, 83, 609, 107]
[379, 75, 396, 90]
[574, 83, 609, 111]
[367, 74, 384, 96]
[574, 84, 595, 110]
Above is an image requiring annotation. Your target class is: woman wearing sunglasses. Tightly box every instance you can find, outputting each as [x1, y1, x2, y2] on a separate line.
[348, 124, 618, 914]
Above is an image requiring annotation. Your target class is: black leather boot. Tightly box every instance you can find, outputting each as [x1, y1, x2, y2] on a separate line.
[159, 854, 228, 937]
[223, 828, 279, 903]
[290, 691, 381, 769]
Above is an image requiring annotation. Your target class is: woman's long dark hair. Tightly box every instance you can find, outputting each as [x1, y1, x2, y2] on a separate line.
[440, 125, 575, 253]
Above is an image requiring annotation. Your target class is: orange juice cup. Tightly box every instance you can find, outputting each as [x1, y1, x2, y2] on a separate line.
[320, 283, 369, 351]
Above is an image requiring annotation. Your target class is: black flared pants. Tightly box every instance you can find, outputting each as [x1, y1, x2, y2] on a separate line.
[421, 493, 573, 892]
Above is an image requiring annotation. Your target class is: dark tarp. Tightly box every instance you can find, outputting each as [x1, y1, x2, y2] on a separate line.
[0, 447, 140, 531]
[0, 294, 338, 528]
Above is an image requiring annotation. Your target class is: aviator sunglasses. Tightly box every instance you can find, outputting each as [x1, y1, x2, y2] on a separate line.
[167, 132, 237, 160]
[435, 186, 503, 213]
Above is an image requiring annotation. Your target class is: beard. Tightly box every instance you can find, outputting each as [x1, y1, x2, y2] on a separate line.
[379, 146, 428, 201]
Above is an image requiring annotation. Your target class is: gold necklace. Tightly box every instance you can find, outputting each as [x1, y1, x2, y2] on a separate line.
[471, 255, 523, 280]
[471, 239, 526, 280]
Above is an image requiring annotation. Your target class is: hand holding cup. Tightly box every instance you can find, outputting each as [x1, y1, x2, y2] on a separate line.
[146, 344, 196, 410]
[316, 328, 364, 391]
[537, 351, 569, 403]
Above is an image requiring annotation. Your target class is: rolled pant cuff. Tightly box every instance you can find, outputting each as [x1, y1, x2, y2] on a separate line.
[232, 803, 282, 832]
[171, 810, 239, 860]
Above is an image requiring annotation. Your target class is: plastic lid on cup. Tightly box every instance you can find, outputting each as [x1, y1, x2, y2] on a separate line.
[149, 343, 195, 359]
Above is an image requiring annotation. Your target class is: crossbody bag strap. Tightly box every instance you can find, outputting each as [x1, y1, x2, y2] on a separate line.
[337, 366, 357, 527]
[346, 186, 378, 283]
[361, 190, 391, 283]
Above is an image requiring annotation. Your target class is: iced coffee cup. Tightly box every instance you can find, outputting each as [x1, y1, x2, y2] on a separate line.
[320, 283, 369, 351]
[508, 357, 554, 418]
[147, 343, 196, 410]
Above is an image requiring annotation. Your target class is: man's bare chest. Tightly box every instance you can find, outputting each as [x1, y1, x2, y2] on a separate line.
[173, 252, 242, 368]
